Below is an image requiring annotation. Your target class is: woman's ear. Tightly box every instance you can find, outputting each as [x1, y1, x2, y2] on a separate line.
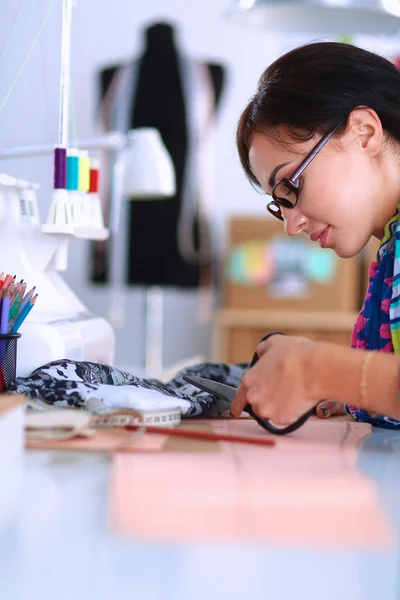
[346, 107, 383, 156]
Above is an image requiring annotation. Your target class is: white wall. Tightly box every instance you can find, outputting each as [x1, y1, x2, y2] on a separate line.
[1, 0, 398, 372]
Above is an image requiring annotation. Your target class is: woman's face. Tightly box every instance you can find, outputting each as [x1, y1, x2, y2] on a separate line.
[247, 119, 389, 259]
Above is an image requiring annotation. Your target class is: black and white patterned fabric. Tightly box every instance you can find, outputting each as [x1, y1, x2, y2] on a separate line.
[9, 359, 248, 417]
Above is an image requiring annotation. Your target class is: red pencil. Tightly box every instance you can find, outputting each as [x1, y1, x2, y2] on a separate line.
[125, 424, 275, 447]
[2, 274, 12, 288]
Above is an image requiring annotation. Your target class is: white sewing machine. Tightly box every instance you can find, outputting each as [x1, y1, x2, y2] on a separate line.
[0, 171, 115, 377]
[0, 134, 175, 380]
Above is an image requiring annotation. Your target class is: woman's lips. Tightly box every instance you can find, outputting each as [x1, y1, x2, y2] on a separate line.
[310, 226, 330, 247]
[319, 226, 330, 249]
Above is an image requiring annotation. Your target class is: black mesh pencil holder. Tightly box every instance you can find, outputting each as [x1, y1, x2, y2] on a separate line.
[0, 333, 21, 392]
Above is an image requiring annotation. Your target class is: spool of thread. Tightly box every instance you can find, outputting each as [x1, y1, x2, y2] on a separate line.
[89, 159, 99, 194]
[78, 151, 90, 192]
[66, 148, 79, 191]
[53, 147, 67, 189]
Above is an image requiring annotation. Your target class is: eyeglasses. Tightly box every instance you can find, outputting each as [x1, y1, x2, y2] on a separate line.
[267, 123, 343, 221]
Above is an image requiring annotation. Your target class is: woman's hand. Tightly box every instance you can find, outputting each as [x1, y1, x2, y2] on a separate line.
[230, 335, 343, 424]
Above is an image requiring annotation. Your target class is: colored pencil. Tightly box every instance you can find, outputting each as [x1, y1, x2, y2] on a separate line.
[0, 290, 10, 334]
[19, 286, 35, 313]
[18, 281, 26, 300]
[0, 290, 11, 372]
[9, 292, 21, 320]
[12, 294, 38, 333]
[2, 274, 12, 289]
[0, 275, 37, 334]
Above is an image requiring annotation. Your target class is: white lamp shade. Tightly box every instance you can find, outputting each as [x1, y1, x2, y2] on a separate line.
[225, 0, 400, 34]
[121, 128, 176, 200]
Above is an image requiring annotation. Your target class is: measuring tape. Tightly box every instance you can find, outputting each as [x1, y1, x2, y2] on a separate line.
[25, 401, 182, 442]
[91, 408, 181, 429]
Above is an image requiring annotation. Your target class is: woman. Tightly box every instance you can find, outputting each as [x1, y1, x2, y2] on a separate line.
[230, 42, 400, 428]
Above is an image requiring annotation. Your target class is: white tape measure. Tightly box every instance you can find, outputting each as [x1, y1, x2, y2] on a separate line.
[91, 408, 181, 428]
[25, 402, 181, 441]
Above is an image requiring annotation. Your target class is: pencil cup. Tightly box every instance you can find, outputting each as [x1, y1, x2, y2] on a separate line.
[0, 333, 21, 392]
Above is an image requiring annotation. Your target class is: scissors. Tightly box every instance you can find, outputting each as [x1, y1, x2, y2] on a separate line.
[183, 332, 317, 436]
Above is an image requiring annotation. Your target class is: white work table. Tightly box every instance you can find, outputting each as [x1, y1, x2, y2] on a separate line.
[0, 426, 399, 600]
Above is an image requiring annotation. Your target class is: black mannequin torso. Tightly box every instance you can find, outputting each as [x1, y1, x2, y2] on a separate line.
[92, 22, 225, 288]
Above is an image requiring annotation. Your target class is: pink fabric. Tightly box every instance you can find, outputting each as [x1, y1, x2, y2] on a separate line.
[109, 416, 395, 548]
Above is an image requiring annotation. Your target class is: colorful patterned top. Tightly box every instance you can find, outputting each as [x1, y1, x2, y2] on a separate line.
[347, 207, 400, 428]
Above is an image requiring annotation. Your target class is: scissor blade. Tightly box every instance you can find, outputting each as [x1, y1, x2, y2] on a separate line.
[182, 375, 237, 402]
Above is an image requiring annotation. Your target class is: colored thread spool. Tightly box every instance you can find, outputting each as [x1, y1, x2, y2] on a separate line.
[53, 147, 67, 189]
[78, 151, 90, 192]
[89, 159, 99, 194]
[66, 148, 79, 191]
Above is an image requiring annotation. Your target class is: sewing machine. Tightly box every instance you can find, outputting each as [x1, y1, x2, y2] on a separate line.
[0, 171, 115, 377]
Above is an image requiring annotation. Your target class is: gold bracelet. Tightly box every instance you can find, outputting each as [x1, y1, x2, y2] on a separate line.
[360, 351, 376, 410]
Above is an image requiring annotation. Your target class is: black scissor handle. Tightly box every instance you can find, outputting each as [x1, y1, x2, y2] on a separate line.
[244, 403, 316, 436]
[244, 332, 317, 435]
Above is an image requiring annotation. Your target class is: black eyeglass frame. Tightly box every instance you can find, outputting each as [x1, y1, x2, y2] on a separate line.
[267, 122, 343, 221]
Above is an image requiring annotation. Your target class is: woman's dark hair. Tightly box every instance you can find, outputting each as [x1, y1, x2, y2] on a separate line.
[237, 42, 400, 189]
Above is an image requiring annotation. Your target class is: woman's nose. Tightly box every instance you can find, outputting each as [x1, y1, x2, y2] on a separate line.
[282, 208, 307, 237]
